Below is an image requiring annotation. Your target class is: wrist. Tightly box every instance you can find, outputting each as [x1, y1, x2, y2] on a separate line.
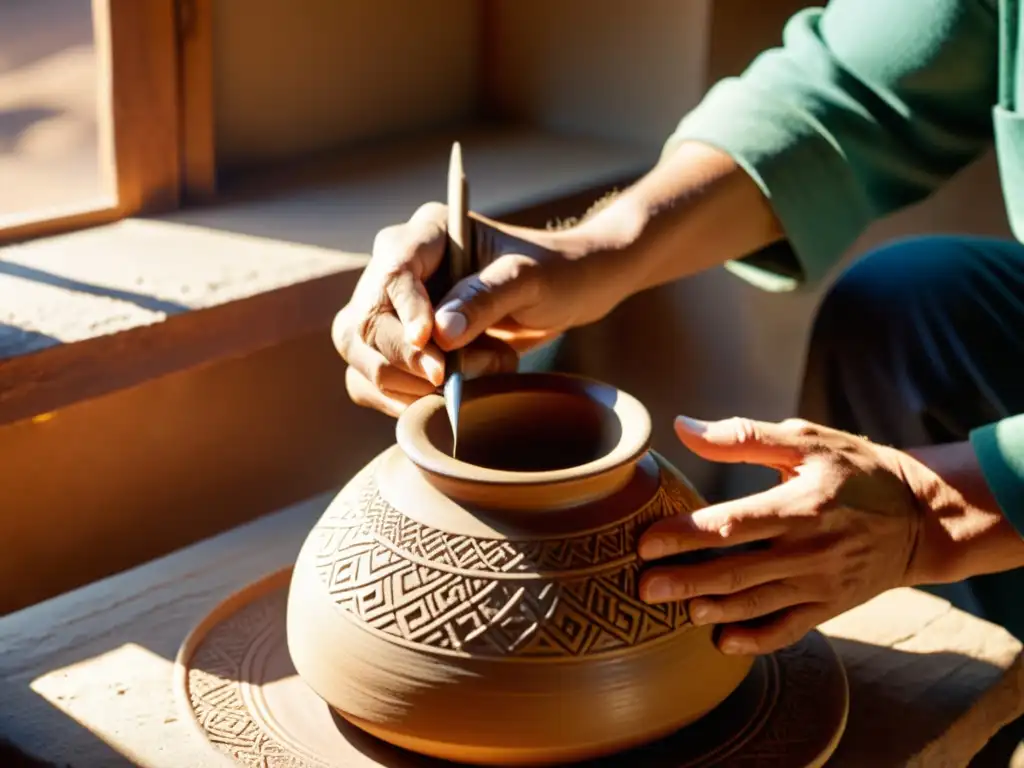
[539, 193, 651, 325]
[504, 141, 785, 328]
[900, 442, 1024, 585]
[553, 142, 785, 318]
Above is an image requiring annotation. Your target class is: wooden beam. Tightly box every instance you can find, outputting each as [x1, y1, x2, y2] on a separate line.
[0, 269, 355, 427]
[0, 1, 184, 245]
[95, 0, 182, 215]
[0, 203, 119, 248]
[176, 0, 217, 202]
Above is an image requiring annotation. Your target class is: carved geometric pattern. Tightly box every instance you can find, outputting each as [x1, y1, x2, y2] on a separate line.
[186, 590, 321, 768]
[309, 457, 701, 658]
[709, 636, 846, 766]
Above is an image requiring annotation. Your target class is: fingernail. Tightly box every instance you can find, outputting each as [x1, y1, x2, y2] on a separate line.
[689, 600, 714, 625]
[639, 537, 666, 560]
[419, 355, 445, 387]
[675, 415, 708, 435]
[464, 352, 497, 379]
[643, 576, 675, 602]
[435, 305, 468, 340]
[720, 637, 755, 655]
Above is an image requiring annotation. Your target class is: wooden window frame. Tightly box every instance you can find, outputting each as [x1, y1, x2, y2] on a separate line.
[0, 0, 645, 430]
[0, 0, 215, 246]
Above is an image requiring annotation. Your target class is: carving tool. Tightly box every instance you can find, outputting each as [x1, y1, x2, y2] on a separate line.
[443, 141, 472, 457]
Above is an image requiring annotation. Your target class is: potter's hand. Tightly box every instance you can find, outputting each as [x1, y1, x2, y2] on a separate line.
[334, 202, 585, 417]
[638, 415, 930, 655]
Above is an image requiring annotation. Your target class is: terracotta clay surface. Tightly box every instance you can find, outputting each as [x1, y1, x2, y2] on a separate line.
[178, 567, 848, 768]
[286, 374, 761, 764]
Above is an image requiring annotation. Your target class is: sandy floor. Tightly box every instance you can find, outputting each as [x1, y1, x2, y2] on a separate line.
[0, 0, 106, 219]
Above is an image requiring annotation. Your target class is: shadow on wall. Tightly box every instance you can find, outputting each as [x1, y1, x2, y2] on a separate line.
[0, 106, 63, 153]
[0, 261, 191, 315]
[0, 737, 54, 767]
[0, 261, 194, 361]
[0, 0, 94, 76]
[0, 323, 59, 359]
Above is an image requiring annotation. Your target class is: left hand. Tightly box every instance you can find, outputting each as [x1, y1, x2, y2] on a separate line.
[638, 415, 927, 656]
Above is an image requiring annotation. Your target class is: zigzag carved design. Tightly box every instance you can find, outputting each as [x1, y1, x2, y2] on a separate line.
[310, 457, 700, 658]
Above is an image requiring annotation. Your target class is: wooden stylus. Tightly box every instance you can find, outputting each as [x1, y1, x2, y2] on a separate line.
[443, 141, 472, 457]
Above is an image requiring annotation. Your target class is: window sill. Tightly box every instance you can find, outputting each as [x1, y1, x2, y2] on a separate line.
[0, 123, 653, 426]
[0, 198, 120, 247]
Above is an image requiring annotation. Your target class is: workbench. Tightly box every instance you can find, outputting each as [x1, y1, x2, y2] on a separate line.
[1, 491, 1022, 767]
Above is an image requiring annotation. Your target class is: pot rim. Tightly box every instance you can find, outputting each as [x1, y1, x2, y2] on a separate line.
[395, 372, 652, 487]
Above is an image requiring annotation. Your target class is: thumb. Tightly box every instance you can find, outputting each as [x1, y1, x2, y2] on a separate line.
[433, 255, 539, 349]
[674, 414, 805, 468]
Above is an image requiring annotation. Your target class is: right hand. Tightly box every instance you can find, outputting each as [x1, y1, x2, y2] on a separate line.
[334, 202, 589, 417]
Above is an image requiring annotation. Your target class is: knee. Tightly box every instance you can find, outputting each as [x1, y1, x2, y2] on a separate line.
[808, 235, 976, 357]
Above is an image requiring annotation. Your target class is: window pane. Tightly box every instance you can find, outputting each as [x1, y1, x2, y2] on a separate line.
[0, 0, 110, 220]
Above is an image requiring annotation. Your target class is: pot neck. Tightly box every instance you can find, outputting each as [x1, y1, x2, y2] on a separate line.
[413, 458, 640, 512]
[394, 373, 652, 513]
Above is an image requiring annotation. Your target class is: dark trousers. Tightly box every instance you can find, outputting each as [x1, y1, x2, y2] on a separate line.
[796, 234, 1024, 641]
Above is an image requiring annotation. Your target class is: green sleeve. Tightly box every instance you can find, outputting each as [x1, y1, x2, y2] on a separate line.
[663, 0, 999, 291]
[971, 415, 1024, 535]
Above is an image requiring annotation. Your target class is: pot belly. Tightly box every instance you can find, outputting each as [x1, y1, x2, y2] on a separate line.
[285, 450, 753, 764]
[287, 554, 753, 765]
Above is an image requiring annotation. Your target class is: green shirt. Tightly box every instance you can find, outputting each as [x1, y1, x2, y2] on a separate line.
[663, 0, 1024, 551]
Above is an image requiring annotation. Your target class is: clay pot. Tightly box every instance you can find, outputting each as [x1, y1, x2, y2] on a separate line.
[286, 373, 753, 766]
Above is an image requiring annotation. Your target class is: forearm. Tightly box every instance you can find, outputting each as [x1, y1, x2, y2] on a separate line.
[904, 442, 1024, 585]
[540, 0, 998, 321]
[541, 141, 785, 324]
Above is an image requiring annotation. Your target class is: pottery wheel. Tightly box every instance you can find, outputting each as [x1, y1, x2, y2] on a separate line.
[175, 569, 849, 768]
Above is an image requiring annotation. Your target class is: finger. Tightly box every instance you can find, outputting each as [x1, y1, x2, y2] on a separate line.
[360, 310, 446, 387]
[346, 330, 516, 400]
[386, 270, 434, 349]
[461, 335, 520, 378]
[674, 415, 811, 468]
[345, 335, 442, 397]
[715, 603, 835, 656]
[333, 303, 441, 385]
[384, 201, 449, 276]
[433, 255, 542, 350]
[638, 547, 823, 604]
[345, 366, 421, 418]
[486, 326, 563, 355]
[687, 577, 827, 626]
[638, 478, 817, 559]
[772, 464, 798, 483]
[374, 202, 449, 349]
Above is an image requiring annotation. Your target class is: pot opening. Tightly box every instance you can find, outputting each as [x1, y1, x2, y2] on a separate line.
[423, 389, 624, 472]
[396, 374, 652, 501]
